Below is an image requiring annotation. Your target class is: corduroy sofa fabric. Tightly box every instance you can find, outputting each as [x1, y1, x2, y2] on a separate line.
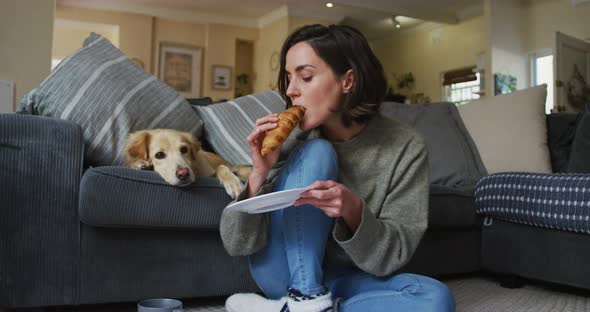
[79, 167, 231, 229]
[0, 114, 83, 307]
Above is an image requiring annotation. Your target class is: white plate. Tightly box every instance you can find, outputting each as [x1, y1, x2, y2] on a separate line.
[225, 188, 307, 214]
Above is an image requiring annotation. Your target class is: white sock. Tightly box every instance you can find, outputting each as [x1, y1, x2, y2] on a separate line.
[287, 291, 333, 312]
[225, 293, 288, 312]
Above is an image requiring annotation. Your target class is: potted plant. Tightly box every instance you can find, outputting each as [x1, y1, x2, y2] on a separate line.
[235, 73, 250, 97]
[384, 72, 415, 103]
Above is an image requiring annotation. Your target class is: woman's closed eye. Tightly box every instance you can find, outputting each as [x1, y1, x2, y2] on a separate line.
[302, 76, 312, 82]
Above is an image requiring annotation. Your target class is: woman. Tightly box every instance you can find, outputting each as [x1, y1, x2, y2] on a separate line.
[220, 24, 455, 312]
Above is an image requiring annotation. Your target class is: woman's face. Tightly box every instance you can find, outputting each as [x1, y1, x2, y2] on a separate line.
[285, 42, 347, 131]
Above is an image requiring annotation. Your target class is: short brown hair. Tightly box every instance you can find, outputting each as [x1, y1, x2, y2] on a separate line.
[278, 24, 387, 127]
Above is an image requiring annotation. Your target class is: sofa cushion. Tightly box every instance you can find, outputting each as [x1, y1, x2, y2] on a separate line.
[79, 167, 231, 229]
[475, 172, 590, 234]
[193, 90, 286, 165]
[458, 85, 551, 174]
[17, 33, 203, 167]
[380, 102, 487, 190]
[429, 185, 479, 229]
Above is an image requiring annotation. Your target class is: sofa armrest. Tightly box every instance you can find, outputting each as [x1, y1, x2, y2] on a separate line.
[475, 172, 590, 234]
[0, 113, 84, 307]
[79, 167, 232, 229]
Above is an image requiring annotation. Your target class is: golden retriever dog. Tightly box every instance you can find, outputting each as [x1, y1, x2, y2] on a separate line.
[124, 129, 251, 198]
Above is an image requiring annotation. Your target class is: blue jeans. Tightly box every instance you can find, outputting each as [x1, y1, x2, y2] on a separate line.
[248, 139, 455, 312]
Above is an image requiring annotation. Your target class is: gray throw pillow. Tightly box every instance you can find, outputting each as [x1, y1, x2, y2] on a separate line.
[193, 91, 286, 165]
[17, 33, 203, 167]
[380, 102, 487, 189]
[567, 101, 590, 173]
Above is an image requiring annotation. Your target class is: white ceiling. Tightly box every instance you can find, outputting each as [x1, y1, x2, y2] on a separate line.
[57, 0, 483, 39]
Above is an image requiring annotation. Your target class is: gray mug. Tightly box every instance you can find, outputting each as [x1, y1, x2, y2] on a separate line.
[137, 298, 183, 312]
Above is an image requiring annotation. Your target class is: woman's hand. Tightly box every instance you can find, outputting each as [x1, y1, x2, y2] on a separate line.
[295, 180, 363, 232]
[245, 113, 281, 197]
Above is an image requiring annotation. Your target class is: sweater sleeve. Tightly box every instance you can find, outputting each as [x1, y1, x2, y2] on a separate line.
[333, 137, 429, 276]
[220, 163, 283, 256]
[219, 180, 270, 256]
[219, 130, 310, 256]
[219, 163, 279, 256]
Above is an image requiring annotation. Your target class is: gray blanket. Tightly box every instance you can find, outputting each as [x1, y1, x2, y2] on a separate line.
[380, 102, 487, 191]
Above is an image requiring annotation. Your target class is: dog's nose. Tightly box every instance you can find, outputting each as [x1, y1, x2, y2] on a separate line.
[176, 168, 190, 181]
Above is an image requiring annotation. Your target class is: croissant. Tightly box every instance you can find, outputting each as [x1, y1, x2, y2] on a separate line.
[261, 106, 306, 156]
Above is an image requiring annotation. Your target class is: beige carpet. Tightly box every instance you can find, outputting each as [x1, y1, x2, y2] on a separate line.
[445, 275, 590, 312]
[5, 275, 590, 312]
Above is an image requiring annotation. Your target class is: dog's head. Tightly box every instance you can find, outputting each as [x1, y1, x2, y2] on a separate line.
[125, 129, 201, 186]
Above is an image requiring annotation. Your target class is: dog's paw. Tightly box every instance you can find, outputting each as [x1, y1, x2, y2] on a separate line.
[131, 159, 153, 170]
[222, 177, 244, 199]
[217, 165, 244, 199]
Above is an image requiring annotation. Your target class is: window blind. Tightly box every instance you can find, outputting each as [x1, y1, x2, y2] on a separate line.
[443, 66, 477, 86]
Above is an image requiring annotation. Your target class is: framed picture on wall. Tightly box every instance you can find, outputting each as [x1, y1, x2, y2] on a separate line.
[493, 73, 517, 96]
[212, 65, 232, 90]
[158, 42, 202, 98]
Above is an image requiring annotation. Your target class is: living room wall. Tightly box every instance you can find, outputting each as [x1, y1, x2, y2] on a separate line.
[253, 15, 333, 94]
[371, 0, 590, 104]
[53, 20, 120, 61]
[485, 0, 529, 95]
[288, 16, 335, 34]
[46, 4, 356, 103]
[151, 18, 207, 98]
[203, 23, 258, 101]
[371, 15, 486, 103]
[0, 0, 55, 112]
[525, 0, 590, 52]
[253, 17, 288, 93]
[153, 18, 208, 73]
[54, 5, 261, 102]
[56, 5, 152, 74]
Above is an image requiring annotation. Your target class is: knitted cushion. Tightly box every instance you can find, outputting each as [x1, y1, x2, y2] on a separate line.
[17, 33, 203, 166]
[475, 172, 590, 234]
[193, 91, 285, 165]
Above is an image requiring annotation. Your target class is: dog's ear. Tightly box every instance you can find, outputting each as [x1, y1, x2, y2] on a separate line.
[125, 130, 151, 164]
[181, 132, 201, 160]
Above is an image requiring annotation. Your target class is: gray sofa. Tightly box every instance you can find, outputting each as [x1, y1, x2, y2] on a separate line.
[479, 112, 590, 291]
[0, 106, 581, 309]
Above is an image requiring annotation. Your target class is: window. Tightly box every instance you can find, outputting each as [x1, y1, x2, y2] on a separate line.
[531, 51, 554, 114]
[443, 66, 481, 105]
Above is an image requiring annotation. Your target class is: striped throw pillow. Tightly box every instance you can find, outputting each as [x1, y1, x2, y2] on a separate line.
[194, 91, 286, 165]
[17, 33, 203, 166]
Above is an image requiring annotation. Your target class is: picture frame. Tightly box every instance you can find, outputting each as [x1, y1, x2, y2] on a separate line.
[212, 65, 232, 90]
[493, 73, 517, 96]
[158, 42, 202, 98]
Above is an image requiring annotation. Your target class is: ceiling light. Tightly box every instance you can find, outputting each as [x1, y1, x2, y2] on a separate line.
[392, 15, 401, 29]
[326, 3, 333, 8]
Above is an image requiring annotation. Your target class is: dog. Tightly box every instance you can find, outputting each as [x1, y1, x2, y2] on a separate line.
[124, 129, 251, 198]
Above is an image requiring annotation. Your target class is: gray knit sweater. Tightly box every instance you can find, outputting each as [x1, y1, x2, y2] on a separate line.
[219, 114, 429, 277]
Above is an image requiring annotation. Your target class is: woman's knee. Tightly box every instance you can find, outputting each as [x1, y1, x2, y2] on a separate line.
[276, 139, 338, 191]
[298, 139, 338, 180]
[407, 274, 455, 311]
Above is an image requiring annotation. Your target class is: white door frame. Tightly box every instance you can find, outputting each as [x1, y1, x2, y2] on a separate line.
[554, 31, 590, 112]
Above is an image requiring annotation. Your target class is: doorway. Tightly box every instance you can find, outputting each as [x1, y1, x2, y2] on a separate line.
[234, 39, 254, 98]
[555, 31, 590, 112]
